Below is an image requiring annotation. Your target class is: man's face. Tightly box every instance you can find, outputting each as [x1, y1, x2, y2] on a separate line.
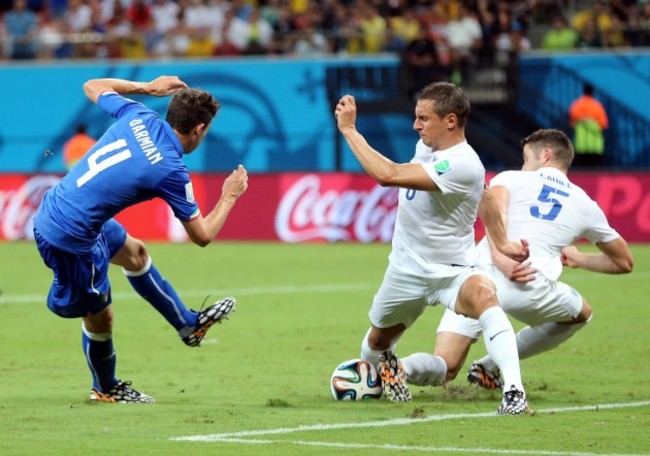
[186, 122, 211, 154]
[413, 99, 449, 150]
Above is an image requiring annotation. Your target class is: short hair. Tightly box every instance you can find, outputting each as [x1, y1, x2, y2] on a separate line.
[584, 83, 594, 96]
[166, 88, 220, 135]
[417, 82, 470, 128]
[520, 129, 574, 169]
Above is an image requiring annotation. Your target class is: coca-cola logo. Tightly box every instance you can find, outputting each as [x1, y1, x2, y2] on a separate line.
[274, 174, 398, 242]
[0, 175, 59, 240]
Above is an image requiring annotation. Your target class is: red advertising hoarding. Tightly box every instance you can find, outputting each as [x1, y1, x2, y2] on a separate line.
[1, 172, 649, 242]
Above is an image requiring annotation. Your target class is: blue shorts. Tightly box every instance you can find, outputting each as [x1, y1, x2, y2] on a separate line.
[34, 219, 127, 319]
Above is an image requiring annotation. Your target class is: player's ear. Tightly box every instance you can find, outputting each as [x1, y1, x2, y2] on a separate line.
[446, 113, 457, 131]
[195, 123, 207, 137]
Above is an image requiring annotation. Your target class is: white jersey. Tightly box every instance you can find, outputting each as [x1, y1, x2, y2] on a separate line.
[477, 166, 619, 280]
[390, 139, 485, 276]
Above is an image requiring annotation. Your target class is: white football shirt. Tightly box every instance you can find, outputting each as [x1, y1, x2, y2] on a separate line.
[477, 166, 620, 280]
[389, 139, 486, 276]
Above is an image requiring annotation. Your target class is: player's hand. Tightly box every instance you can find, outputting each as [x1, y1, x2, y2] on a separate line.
[148, 76, 188, 96]
[221, 164, 248, 202]
[507, 261, 537, 283]
[335, 95, 357, 132]
[497, 238, 530, 263]
[561, 245, 580, 268]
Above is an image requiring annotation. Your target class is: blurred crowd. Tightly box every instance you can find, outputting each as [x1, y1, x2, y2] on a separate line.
[1, 0, 649, 85]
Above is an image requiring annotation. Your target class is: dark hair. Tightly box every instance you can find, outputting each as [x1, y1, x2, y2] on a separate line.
[417, 82, 470, 127]
[520, 128, 574, 169]
[166, 88, 220, 135]
[584, 83, 594, 96]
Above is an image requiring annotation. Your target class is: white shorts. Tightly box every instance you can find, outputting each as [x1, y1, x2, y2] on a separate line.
[437, 265, 584, 339]
[369, 262, 491, 329]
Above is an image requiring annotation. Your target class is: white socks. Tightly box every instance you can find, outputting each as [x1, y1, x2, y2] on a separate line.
[478, 317, 591, 370]
[401, 353, 448, 386]
[360, 327, 397, 370]
[479, 306, 524, 391]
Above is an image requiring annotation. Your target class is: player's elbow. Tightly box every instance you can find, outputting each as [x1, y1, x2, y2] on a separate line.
[616, 257, 634, 274]
[188, 232, 212, 247]
[83, 80, 101, 104]
[373, 165, 401, 187]
[192, 237, 211, 248]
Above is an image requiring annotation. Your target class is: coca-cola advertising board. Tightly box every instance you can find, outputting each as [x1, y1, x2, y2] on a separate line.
[1, 172, 649, 243]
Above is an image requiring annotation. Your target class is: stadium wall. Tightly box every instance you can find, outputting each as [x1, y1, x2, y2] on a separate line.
[0, 56, 415, 174]
[2, 172, 649, 243]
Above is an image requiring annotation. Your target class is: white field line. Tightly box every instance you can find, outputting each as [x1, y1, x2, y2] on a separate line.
[180, 438, 650, 456]
[4, 272, 646, 305]
[0, 282, 376, 305]
[172, 400, 650, 444]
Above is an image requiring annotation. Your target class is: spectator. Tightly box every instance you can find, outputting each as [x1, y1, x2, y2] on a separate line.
[389, 8, 420, 46]
[226, 6, 273, 55]
[213, 7, 241, 56]
[149, 0, 180, 57]
[568, 83, 609, 167]
[63, 124, 97, 169]
[606, 15, 628, 47]
[541, 15, 578, 50]
[403, 25, 447, 96]
[4, 0, 38, 59]
[292, 10, 328, 56]
[37, 16, 73, 59]
[576, 17, 603, 48]
[445, 3, 483, 84]
[572, 0, 613, 35]
[358, 3, 386, 53]
[64, 0, 92, 34]
[494, 21, 530, 68]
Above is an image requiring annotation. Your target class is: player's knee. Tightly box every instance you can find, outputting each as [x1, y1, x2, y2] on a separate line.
[127, 239, 149, 271]
[456, 276, 498, 318]
[574, 298, 593, 324]
[132, 240, 149, 269]
[83, 306, 114, 333]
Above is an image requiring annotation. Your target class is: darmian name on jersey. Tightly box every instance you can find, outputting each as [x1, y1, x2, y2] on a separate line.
[129, 118, 163, 165]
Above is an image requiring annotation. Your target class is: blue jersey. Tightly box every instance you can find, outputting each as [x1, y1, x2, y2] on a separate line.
[34, 92, 200, 253]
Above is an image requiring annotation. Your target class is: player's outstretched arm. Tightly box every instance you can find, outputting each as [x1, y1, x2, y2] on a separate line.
[334, 95, 437, 191]
[182, 165, 248, 247]
[83, 76, 188, 104]
[561, 238, 634, 274]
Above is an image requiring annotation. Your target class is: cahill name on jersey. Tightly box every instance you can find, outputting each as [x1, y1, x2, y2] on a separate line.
[477, 166, 619, 280]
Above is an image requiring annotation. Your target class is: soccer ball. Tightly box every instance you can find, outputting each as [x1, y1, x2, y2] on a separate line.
[330, 359, 382, 400]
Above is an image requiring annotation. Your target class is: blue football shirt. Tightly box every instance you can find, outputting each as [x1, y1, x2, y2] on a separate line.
[34, 92, 200, 253]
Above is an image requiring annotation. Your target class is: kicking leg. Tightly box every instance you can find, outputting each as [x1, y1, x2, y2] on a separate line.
[456, 275, 528, 415]
[111, 235, 198, 335]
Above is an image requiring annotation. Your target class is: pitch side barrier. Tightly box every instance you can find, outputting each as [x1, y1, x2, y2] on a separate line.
[1, 172, 648, 243]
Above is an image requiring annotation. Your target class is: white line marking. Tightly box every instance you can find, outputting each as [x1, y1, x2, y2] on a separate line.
[172, 400, 650, 442]
[193, 438, 650, 456]
[0, 283, 375, 305]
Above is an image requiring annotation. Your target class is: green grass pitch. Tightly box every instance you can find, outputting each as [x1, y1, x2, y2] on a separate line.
[0, 241, 649, 455]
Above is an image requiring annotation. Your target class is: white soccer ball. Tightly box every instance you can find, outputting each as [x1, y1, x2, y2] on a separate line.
[330, 359, 382, 401]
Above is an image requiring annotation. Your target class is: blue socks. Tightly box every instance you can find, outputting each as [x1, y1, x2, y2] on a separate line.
[123, 257, 198, 335]
[82, 324, 117, 392]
